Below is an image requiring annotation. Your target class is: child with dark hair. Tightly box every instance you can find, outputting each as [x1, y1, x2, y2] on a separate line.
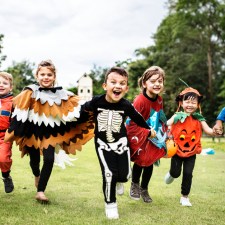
[82, 66, 156, 219]
[164, 87, 215, 206]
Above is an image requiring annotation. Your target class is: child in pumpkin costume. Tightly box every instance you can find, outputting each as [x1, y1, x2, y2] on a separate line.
[5, 60, 94, 203]
[164, 87, 215, 206]
[0, 72, 14, 193]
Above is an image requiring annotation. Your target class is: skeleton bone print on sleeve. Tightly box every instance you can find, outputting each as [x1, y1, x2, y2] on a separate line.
[97, 108, 123, 142]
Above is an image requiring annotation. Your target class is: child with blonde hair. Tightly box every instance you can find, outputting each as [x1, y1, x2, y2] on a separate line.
[0, 71, 14, 193]
[5, 60, 94, 203]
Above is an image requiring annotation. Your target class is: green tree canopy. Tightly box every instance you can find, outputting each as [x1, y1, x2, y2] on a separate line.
[6, 61, 36, 95]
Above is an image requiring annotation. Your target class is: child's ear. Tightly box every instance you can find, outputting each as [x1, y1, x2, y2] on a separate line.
[125, 85, 129, 93]
[102, 83, 107, 91]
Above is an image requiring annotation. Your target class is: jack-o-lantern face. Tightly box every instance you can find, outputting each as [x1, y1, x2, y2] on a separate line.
[171, 116, 202, 156]
[177, 129, 197, 153]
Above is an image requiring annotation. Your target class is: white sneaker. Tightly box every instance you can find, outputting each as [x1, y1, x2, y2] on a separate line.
[164, 172, 174, 184]
[105, 202, 119, 219]
[180, 197, 192, 207]
[116, 183, 124, 195]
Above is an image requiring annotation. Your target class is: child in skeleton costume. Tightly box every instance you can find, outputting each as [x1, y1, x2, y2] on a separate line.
[126, 66, 167, 203]
[164, 87, 215, 207]
[0, 72, 14, 193]
[82, 67, 156, 219]
[5, 60, 94, 203]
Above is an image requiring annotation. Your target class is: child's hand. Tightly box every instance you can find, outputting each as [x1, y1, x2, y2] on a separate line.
[149, 128, 156, 139]
[213, 128, 223, 135]
[213, 125, 223, 135]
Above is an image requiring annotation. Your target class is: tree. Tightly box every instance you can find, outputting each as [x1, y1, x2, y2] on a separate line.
[129, 0, 225, 124]
[0, 34, 6, 68]
[6, 60, 36, 95]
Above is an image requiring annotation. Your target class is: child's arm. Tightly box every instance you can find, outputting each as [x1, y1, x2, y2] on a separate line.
[128, 103, 156, 138]
[213, 120, 223, 135]
[212, 108, 225, 135]
[201, 121, 215, 136]
[166, 115, 175, 126]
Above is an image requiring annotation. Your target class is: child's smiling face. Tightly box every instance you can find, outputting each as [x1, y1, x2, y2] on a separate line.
[0, 76, 12, 96]
[36, 67, 56, 88]
[181, 96, 198, 114]
[102, 72, 129, 103]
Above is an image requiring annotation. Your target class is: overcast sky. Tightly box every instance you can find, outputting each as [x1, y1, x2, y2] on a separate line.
[0, 0, 168, 88]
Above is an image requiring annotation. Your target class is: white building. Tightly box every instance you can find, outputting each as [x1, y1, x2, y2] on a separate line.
[77, 74, 93, 101]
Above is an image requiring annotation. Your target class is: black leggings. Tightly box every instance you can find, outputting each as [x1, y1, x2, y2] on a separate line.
[132, 163, 153, 189]
[169, 154, 196, 196]
[27, 146, 55, 192]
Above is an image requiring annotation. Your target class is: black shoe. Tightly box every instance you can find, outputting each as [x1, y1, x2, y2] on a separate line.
[140, 188, 153, 203]
[3, 176, 14, 193]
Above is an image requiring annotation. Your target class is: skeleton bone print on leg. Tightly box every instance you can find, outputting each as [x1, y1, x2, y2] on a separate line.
[97, 137, 129, 154]
[97, 108, 123, 142]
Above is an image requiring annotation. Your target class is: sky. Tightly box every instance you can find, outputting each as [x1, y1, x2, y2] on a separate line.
[0, 0, 168, 88]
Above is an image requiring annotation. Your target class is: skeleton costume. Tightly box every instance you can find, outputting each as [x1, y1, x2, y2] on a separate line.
[5, 84, 94, 192]
[82, 94, 150, 203]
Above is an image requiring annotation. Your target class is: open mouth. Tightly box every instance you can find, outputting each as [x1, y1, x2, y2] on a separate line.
[113, 91, 121, 96]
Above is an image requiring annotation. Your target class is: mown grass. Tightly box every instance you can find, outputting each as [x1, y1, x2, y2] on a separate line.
[0, 138, 224, 225]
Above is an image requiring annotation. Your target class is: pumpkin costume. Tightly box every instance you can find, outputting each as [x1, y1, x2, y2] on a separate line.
[170, 112, 205, 158]
[164, 87, 213, 206]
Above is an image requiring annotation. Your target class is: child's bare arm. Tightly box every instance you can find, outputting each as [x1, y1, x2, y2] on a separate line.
[201, 121, 215, 136]
[166, 115, 175, 126]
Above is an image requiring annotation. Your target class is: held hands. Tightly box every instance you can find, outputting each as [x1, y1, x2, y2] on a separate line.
[213, 121, 223, 136]
[149, 127, 156, 139]
[213, 126, 223, 135]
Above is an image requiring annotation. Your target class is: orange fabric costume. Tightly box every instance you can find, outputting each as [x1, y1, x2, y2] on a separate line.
[0, 94, 13, 172]
[170, 114, 203, 158]
[5, 84, 94, 157]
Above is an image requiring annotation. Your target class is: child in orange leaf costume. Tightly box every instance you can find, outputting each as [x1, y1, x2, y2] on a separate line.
[5, 60, 94, 203]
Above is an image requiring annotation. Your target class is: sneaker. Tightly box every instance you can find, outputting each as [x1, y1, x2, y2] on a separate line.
[180, 197, 192, 207]
[2, 176, 14, 193]
[140, 188, 153, 203]
[130, 182, 140, 200]
[116, 183, 124, 195]
[164, 172, 174, 184]
[105, 202, 119, 219]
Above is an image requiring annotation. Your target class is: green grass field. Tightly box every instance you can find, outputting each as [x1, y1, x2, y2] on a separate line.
[0, 138, 224, 225]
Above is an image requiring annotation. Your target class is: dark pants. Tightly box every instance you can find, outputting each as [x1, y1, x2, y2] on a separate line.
[27, 146, 55, 192]
[169, 154, 196, 196]
[132, 163, 153, 189]
[95, 139, 131, 204]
